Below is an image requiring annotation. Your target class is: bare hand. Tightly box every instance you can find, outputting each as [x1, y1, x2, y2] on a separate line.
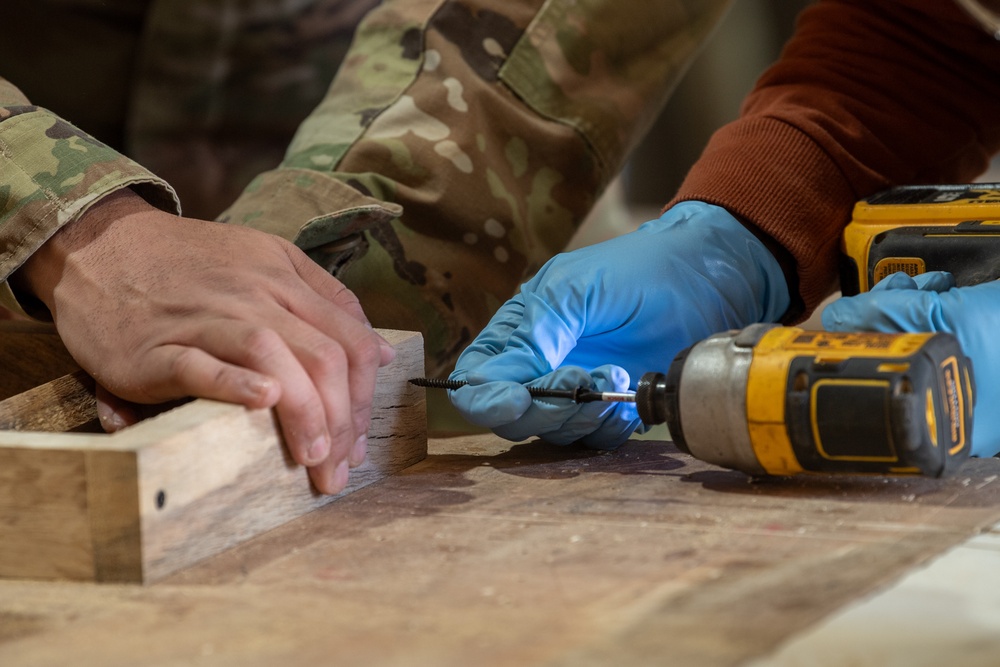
[15, 190, 395, 494]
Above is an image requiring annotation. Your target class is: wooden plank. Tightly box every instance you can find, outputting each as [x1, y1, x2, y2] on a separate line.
[0, 329, 426, 583]
[85, 450, 142, 583]
[0, 448, 94, 581]
[127, 384, 427, 582]
[0, 371, 98, 432]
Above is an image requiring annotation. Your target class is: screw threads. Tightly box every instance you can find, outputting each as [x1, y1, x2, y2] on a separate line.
[408, 377, 467, 390]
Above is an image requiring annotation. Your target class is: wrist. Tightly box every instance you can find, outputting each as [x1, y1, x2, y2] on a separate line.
[657, 201, 792, 324]
[725, 210, 800, 323]
[12, 188, 152, 311]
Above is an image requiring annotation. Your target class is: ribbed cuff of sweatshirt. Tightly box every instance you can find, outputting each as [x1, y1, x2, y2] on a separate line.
[668, 117, 862, 320]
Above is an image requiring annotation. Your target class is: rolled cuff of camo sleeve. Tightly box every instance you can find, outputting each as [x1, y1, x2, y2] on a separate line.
[218, 167, 403, 250]
[0, 106, 180, 315]
[668, 117, 860, 321]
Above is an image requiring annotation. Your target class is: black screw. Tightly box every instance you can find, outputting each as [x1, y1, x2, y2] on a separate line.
[407, 377, 635, 403]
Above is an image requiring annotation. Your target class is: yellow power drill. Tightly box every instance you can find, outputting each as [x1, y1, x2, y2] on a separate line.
[636, 324, 974, 478]
[640, 184, 994, 478]
[415, 325, 975, 479]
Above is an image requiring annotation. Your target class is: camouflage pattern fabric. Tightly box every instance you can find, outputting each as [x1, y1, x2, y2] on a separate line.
[223, 0, 733, 377]
[0, 0, 733, 376]
[127, 0, 381, 219]
[0, 0, 379, 312]
[0, 90, 181, 314]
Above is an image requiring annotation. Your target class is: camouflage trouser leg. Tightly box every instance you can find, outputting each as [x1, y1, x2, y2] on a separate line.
[222, 0, 733, 377]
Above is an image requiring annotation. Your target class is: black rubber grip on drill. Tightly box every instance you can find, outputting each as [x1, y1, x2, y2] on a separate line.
[636, 345, 692, 455]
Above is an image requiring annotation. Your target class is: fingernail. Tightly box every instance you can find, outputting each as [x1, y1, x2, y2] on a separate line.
[349, 433, 368, 468]
[307, 435, 329, 464]
[99, 410, 129, 433]
[331, 460, 350, 494]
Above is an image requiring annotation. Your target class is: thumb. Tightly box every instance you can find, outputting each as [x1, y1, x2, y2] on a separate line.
[911, 271, 956, 292]
[466, 291, 585, 384]
[822, 288, 939, 332]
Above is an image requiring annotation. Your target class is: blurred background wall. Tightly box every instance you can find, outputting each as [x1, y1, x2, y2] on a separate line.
[627, 1, 813, 208]
[570, 0, 814, 248]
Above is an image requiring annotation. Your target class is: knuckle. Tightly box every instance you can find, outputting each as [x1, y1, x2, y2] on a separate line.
[328, 420, 355, 450]
[353, 404, 373, 432]
[304, 339, 348, 377]
[240, 327, 285, 363]
[294, 395, 327, 424]
[166, 347, 198, 384]
[331, 283, 361, 306]
[351, 333, 383, 370]
[211, 364, 240, 391]
[280, 403, 327, 456]
[306, 334, 382, 388]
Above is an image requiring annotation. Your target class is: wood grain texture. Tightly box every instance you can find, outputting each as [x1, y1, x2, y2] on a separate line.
[85, 450, 142, 583]
[0, 371, 97, 432]
[0, 329, 426, 584]
[0, 321, 79, 401]
[1, 434, 999, 666]
[0, 448, 93, 581]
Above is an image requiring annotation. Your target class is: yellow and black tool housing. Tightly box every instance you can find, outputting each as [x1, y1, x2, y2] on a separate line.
[637, 324, 975, 478]
[842, 184, 1000, 294]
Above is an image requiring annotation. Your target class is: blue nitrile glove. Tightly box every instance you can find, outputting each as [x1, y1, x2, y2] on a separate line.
[822, 271, 1000, 458]
[449, 201, 791, 448]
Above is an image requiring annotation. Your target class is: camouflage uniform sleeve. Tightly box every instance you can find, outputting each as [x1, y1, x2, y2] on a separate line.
[0, 77, 180, 315]
[221, 0, 732, 376]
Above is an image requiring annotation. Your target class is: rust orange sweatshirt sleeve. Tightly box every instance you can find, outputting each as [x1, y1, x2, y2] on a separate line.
[669, 0, 1000, 318]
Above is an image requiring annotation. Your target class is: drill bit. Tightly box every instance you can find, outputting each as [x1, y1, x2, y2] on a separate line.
[408, 377, 636, 403]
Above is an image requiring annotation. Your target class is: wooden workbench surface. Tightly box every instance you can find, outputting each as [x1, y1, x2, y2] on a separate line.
[3, 433, 1000, 666]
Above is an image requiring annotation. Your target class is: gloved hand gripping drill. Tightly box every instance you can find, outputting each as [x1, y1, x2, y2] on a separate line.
[414, 195, 982, 479]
